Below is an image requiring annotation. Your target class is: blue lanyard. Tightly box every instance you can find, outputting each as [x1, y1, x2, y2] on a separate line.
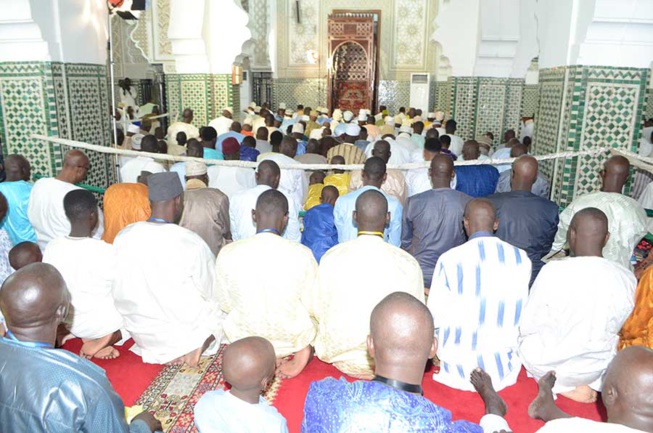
[148, 217, 171, 224]
[256, 228, 280, 235]
[4, 329, 53, 349]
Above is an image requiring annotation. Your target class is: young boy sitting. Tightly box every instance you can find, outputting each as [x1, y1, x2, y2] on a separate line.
[304, 171, 326, 211]
[301, 186, 339, 263]
[8, 241, 42, 270]
[324, 155, 350, 196]
[194, 337, 288, 433]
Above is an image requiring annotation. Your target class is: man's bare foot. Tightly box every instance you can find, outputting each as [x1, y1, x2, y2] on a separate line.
[561, 385, 597, 403]
[166, 335, 215, 368]
[528, 371, 572, 421]
[470, 368, 507, 416]
[276, 345, 313, 379]
[80, 331, 122, 359]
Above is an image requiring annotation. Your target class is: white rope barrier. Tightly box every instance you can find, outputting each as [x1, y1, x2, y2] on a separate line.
[33, 134, 618, 172]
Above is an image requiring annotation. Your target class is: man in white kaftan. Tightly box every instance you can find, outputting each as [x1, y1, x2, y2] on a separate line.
[427, 198, 531, 392]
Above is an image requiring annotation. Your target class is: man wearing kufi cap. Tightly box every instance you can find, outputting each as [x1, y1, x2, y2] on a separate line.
[424, 112, 436, 130]
[305, 110, 321, 138]
[208, 107, 234, 137]
[179, 161, 231, 256]
[113, 172, 224, 366]
[326, 122, 366, 165]
[434, 111, 447, 136]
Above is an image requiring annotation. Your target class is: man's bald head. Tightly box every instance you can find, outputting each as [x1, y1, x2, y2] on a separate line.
[510, 144, 528, 158]
[602, 346, 653, 430]
[60, 150, 90, 184]
[186, 139, 204, 158]
[362, 157, 387, 188]
[426, 128, 439, 139]
[256, 160, 281, 188]
[463, 198, 498, 236]
[354, 189, 389, 234]
[0, 263, 69, 335]
[253, 189, 288, 234]
[511, 155, 538, 192]
[369, 292, 436, 371]
[5, 154, 31, 182]
[462, 140, 480, 161]
[320, 185, 339, 206]
[280, 136, 298, 158]
[602, 155, 630, 193]
[568, 207, 609, 257]
[429, 154, 454, 188]
[182, 108, 193, 122]
[372, 140, 391, 163]
[222, 337, 276, 392]
[9, 242, 42, 271]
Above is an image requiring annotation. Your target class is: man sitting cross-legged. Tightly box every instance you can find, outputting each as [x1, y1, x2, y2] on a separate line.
[313, 189, 424, 378]
[303, 292, 512, 433]
[428, 198, 531, 392]
[43, 190, 124, 360]
[215, 189, 317, 378]
[0, 263, 161, 432]
[519, 207, 636, 403]
[113, 172, 223, 366]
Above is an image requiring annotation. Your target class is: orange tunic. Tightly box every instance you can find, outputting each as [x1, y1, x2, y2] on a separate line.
[619, 265, 653, 350]
[102, 183, 150, 244]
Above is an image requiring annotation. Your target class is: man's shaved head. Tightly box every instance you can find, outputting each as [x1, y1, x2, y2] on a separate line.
[464, 198, 498, 236]
[186, 139, 204, 158]
[372, 140, 391, 163]
[426, 128, 439, 139]
[60, 150, 90, 184]
[511, 155, 538, 191]
[429, 154, 454, 189]
[255, 189, 288, 219]
[63, 150, 88, 168]
[362, 156, 387, 187]
[602, 155, 630, 193]
[8, 242, 42, 271]
[4, 154, 31, 182]
[510, 143, 528, 158]
[256, 160, 281, 188]
[568, 207, 609, 257]
[222, 337, 276, 392]
[602, 346, 653, 430]
[0, 263, 69, 333]
[369, 292, 435, 369]
[320, 185, 339, 206]
[462, 140, 480, 161]
[354, 189, 388, 233]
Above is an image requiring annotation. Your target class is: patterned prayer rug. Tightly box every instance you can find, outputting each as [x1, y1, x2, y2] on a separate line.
[136, 345, 282, 432]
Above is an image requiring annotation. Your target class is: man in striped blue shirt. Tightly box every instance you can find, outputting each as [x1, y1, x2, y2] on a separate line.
[427, 198, 531, 392]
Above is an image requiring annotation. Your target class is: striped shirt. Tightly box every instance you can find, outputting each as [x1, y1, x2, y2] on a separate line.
[326, 143, 367, 165]
[427, 232, 531, 391]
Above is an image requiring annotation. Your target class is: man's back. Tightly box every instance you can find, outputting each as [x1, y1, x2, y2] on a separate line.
[302, 378, 481, 433]
[301, 202, 338, 263]
[495, 170, 550, 198]
[552, 191, 647, 270]
[519, 256, 636, 392]
[180, 187, 230, 256]
[327, 143, 366, 165]
[215, 233, 317, 357]
[0, 180, 36, 244]
[402, 188, 471, 287]
[489, 190, 559, 285]
[0, 339, 135, 432]
[454, 165, 500, 198]
[120, 156, 165, 184]
[207, 165, 256, 199]
[28, 178, 83, 249]
[313, 235, 424, 376]
[113, 221, 221, 363]
[257, 152, 308, 207]
[428, 235, 531, 391]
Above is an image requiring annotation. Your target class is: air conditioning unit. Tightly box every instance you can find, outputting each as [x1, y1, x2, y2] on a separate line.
[409, 73, 430, 114]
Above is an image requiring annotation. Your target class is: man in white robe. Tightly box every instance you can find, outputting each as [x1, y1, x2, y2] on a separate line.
[208, 107, 234, 137]
[28, 150, 104, 250]
[43, 189, 123, 360]
[119, 135, 166, 184]
[428, 198, 531, 392]
[167, 108, 199, 146]
[313, 189, 424, 378]
[216, 189, 316, 379]
[519, 207, 636, 403]
[113, 173, 223, 366]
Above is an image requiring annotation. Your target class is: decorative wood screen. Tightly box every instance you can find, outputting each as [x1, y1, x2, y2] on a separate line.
[327, 13, 377, 113]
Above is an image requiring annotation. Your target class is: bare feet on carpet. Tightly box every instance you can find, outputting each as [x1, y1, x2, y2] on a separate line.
[166, 335, 215, 367]
[276, 345, 313, 379]
[561, 385, 597, 403]
[470, 368, 507, 417]
[528, 371, 573, 422]
[80, 330, 122, 360]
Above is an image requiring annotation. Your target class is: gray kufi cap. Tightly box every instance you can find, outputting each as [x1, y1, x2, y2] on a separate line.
[148, 172, 183, 202]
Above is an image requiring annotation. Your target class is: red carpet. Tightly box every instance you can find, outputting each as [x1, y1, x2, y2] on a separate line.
[63, 339, 605, 433]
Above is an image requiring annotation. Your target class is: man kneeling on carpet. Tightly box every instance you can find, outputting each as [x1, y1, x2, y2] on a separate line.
[0, 263, 162, 432]
[194, 337, 288, 433]
[302, 292, 513, 433]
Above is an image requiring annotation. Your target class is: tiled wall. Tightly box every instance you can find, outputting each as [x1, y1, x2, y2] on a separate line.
[447, 77, 524, 145]
[646, 88, 653, 119]
[271, 78, 327, 111]
[165, 74, 233, 127]
[534, 66, 649, 207]
[0, 62, 112, 188]
[521, 84, 539, 118]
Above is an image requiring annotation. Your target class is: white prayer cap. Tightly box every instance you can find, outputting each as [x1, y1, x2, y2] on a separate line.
[249, 102, 257, 109]
[385, 116, 394, 125]
[399, 125, 413, 134]
[309, 127, 324, 140]
[127, 124, 140, 134]
[224, 107, 233, 114]
[292, 123, 305, 134]
[345, 123, 361, 136]
[284, 108, 293, 116]
[255, 106, 261, 113]
[398, 131, 412, 139]
[358, 112, 368, 122]
[332, 109, 343, 121]
[427, 112, 436, 119]
[301, 114, 309, 122]
[393, 115, 402, 125]
[186, 160, 207, 176]
[279, 102, 287, 110]
[435, 111, 445, 121]
[131, 133, 144, 150]
[374, 113, 383, 121]
[343, 110, 354, 122]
